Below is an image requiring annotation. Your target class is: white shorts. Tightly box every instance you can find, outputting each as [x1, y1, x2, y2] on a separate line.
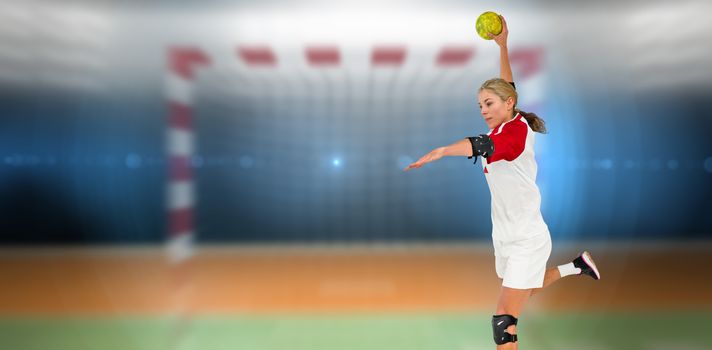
[493, 233, 552, 289]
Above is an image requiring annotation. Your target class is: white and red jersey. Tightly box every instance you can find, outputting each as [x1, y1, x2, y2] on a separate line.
[482, 112, 549, 242]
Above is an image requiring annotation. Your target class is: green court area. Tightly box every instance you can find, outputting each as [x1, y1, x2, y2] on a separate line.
[1, 312, 710, 350]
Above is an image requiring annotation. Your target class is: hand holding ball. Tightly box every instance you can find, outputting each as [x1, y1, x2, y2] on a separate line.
[476, 12, 503, 40]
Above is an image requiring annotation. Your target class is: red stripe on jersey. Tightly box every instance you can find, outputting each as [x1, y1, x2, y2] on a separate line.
[168, 47, 211, 80]
[372, 46, 406, 66]
[488, 114, 527, 163]
[306, 46, 340, 66]
[238, 46, 277, 66]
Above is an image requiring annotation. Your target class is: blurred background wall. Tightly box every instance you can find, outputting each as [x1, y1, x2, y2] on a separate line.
[0, 0, 710, 244]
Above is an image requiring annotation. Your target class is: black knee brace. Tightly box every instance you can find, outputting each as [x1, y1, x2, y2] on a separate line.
[492, 314, 518, 345]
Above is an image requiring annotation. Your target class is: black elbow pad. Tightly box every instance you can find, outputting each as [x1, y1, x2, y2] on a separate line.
[467, 134, 494, 164]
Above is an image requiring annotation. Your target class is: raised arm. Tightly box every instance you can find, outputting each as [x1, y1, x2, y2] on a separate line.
[489, 15, 512, 83]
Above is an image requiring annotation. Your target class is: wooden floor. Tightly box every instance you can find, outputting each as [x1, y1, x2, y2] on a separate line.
[1, 242, 710, 315]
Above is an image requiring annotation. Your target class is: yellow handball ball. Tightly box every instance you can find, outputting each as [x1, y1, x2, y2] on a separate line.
[476, 11, 502, 40]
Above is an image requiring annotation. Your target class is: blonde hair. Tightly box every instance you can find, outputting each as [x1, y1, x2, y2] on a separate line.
[479, 78, 547, 133]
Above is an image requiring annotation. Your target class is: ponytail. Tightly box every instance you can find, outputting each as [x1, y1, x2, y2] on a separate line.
[516, 109, 547, 134]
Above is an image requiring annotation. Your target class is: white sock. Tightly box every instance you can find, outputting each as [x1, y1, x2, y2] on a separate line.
[557, 262, 581, 277]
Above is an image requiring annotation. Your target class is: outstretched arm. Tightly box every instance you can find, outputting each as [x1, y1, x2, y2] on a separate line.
[403, 138, 472, 171]
[489, 15, 512, 83]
